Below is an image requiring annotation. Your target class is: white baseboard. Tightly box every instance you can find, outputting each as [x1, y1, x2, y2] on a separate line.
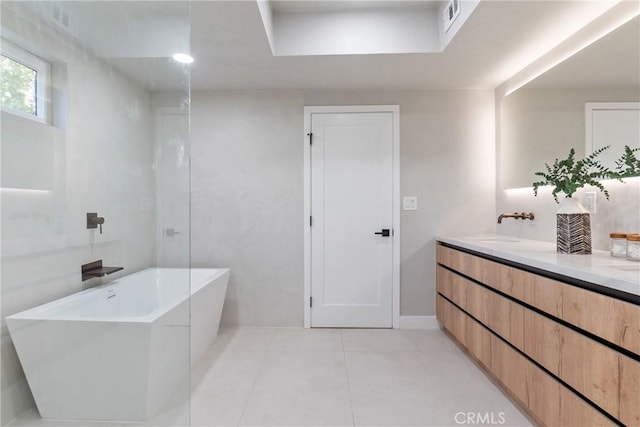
[399, 315, 439, 330]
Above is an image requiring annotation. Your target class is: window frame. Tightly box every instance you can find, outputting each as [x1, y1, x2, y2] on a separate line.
[1, 39, 50, 123]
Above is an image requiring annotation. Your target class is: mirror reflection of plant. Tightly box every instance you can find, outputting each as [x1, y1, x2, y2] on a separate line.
[613, 145, 640, 178]
[533, 146, 612, 203]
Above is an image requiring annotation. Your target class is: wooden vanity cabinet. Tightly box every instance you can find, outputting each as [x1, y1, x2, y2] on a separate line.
[436, 242, 640, 427]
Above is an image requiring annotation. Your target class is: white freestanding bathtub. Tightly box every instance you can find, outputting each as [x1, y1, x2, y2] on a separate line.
[6, 267, 229, 422]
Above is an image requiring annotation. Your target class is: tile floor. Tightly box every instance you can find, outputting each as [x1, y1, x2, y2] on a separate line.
[10, 327, 533, 427]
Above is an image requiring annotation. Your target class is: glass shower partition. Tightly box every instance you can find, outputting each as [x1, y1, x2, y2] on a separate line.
[0, 2, 191, 425]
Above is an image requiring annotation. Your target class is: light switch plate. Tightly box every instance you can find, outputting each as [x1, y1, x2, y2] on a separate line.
[582, 191, 597, 214]
[403, 196, 418, 211]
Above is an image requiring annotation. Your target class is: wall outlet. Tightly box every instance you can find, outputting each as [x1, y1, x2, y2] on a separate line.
[403, 196, 418, 211]
[582, 191, 597, 214]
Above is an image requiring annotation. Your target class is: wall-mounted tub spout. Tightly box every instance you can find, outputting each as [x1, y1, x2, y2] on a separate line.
[497, 212, 535, 224]
[81, 260, 123, 281]
[87, 212, 105, 234]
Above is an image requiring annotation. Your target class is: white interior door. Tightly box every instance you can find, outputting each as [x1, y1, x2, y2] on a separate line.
[155, 108, 190, 268]
[310, 112, 394, 328]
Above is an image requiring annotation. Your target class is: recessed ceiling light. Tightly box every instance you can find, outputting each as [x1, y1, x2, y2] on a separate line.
[173, 53, 194, 64]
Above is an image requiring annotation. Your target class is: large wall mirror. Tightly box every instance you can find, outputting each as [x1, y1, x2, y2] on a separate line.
[500, 15, 640, 189]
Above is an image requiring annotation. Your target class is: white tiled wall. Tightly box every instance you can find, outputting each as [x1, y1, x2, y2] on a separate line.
[1, 5, 156, 424]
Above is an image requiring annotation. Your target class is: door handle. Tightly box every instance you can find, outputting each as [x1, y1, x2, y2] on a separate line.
[374, 229, 391, 237]
[165, 228, 181, 237]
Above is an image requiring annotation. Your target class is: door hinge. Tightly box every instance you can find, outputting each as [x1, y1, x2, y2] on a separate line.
[310, 216, 313, 226]
[307, 132, 313, 145]
[310, 296, 313, 308]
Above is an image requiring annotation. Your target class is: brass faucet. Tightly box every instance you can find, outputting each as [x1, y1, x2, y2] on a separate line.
[497, 212, 535, 224]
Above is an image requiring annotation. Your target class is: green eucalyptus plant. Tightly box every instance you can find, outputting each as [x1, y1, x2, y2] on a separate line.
[532, 145, 640, 203]
[533, 146, 612, 203]
[614, 145, 640, 178]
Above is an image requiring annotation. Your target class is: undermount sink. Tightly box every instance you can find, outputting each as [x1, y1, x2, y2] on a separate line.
[471, 237, 520, 243]
[604, 264, 640, 272]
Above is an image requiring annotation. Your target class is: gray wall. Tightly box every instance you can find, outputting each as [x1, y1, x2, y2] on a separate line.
[191, 91, 305, 326]
[190, 89, 496, 327]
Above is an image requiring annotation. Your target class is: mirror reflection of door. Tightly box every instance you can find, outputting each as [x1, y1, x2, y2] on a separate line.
[586, 102, 640, 171]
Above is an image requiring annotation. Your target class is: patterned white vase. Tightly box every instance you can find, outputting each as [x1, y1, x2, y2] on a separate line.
[556, 197, 592, 254]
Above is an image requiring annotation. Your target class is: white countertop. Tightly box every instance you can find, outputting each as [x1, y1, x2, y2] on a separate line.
[437, 235, 640, 299]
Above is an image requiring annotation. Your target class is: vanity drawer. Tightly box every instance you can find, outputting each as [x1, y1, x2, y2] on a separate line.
[437, 295, 467, 347]
[437, 244, 564, 317]
[491, 334, 529, 405]
[523, 359, 562, 426]
[436, 266, 467, 308]
[465, 316, 492, 368]
[437, 265, 524, 350]
[465, 277, 489, 324]
[437, 245, 493, 286]
[562, 284, 640, 355]
[502, 265, 563, 318]
[558, 386, 616, 427]
[523, 309, 562, 376]
[524, 302, 620, 418]
[492, 329, 615, 427]
[620, 354, 640, 426]
[487, 291, 525, 351]
[487, 254, 564, 317]
[560, 323, 620, 419]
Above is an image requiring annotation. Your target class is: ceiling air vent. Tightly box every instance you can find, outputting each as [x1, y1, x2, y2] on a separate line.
[49, 4, 79, 39]
[443, 0, 461, 33]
